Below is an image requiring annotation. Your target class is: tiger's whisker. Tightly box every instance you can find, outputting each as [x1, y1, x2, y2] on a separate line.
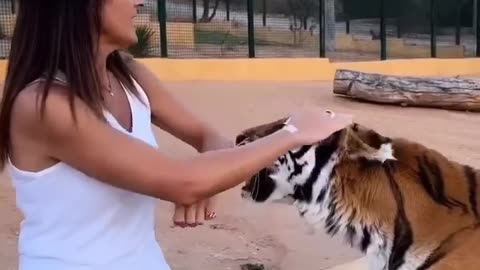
[253, 172, 260, 200]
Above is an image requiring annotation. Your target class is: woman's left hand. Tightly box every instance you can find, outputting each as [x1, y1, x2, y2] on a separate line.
[172, 134, 233, 227]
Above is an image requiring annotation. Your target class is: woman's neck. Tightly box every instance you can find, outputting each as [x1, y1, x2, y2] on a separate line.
[95, 43, 116, 84]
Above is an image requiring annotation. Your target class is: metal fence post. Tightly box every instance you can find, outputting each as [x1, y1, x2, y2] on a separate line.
[247, 0, 255, 57]
[344, 0, 349, 34]
[477, 0, 480, 56]
[226, 0, 230, 21]
[455, 1, 461, 45]
[430, 0, 437, 58]
[319, 0, 326, 57]
[11, 0, 16, 14]
[192, 0, 197, 23]
[263, 0, 267, 27]
[157, 0, 168, 57]
[397, 18, 401, 38]
[380, 0, 386, 60]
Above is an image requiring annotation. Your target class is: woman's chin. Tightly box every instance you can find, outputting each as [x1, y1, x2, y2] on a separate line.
[113, 35, 138, 51]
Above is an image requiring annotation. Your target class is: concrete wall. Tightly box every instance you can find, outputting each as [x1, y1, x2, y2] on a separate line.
[133, 57, 480, 81]
[336, 34, 465, 58]
[0, 55, 479, 82]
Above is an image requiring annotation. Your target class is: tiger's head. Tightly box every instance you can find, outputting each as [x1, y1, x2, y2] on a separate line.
[235, 117, 395, 205]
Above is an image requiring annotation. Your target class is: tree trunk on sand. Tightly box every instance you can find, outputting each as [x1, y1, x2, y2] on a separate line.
[333, 69, 480, 112]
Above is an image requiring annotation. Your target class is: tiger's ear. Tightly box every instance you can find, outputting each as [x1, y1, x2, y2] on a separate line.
[342, 128, 396, 163]
[236, 117, 289, 145]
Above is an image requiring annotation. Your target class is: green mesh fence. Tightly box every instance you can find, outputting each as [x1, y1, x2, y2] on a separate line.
[253, 0, 321, 58]
[133, 2, 161, 57]
[166, 0, 249, 58]
[0, 0, 477, 60]
[134, 0, 477, 60]
[0, 0, 15, 59]
[337, 0, 476, 61]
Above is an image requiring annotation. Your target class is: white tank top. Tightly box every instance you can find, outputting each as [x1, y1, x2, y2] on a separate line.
[6, 74, 171, 270]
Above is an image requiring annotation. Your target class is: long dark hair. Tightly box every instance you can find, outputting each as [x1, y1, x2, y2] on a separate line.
[0, 0, 138, 169]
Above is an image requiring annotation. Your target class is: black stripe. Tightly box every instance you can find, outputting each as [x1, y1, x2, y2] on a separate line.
[287, 155, 306, 181]
[326, 218, 341, 236]
[360, 226, 371, 253]
[291, 145, 312, 159]
[287, 146, 313, 182]
[293, 184, 306, 201]
[417, 156, 435, 201]
[324, 185, 340, 235]
[464, 165, 479, 220]
[287, 146, 312, 181]
[325, 200, 339, 235]
[300, 132, 341, 202]
[317, 188, 327, 203]
[427, 158, 468, 212]
[346, 224, 356, 246]
[385, 162, 413, 270]
[417, 248, 447, 270]
[417, 156, 467, 213]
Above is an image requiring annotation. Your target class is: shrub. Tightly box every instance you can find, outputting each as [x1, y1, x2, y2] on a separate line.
[128, 25, 154, 57]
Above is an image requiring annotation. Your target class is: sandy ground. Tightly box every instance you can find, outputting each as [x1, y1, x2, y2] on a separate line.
[1, 81, 480, 270]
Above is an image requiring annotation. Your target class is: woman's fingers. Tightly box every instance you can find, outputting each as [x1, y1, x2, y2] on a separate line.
[172, 199, 217, 228]
[195, 200, 206, 225]
[173, 204, 186, 228]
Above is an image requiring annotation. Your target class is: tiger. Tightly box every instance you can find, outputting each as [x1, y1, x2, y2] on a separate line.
[235, 116, 480, 270]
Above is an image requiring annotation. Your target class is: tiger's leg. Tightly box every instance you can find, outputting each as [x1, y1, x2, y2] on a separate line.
[418, 229, 480, 270]
[425, 258, 479, 270]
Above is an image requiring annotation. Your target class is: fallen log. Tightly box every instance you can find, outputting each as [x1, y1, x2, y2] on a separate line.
[333, 69, 480, 111]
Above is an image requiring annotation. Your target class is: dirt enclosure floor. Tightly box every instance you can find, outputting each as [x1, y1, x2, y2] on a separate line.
[1, 81, 480, 270]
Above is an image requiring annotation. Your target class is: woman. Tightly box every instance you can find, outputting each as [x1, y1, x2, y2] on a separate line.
[0, 0, 352, 269]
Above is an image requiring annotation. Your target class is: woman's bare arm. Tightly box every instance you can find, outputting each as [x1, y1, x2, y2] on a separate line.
[12, 85, 299, 205]
[124, 56, 228, 153]
[129, 59, 220, 151]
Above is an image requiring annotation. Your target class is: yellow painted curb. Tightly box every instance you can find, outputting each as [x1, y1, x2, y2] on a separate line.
[135, 58, 480, 81]
[0, 57, 479, 82]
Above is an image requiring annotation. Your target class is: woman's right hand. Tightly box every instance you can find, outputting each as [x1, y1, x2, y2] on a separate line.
[287, 107, 353, 146]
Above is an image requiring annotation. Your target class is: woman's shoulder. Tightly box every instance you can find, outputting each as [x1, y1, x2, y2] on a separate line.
[12, 78, 95, 142]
